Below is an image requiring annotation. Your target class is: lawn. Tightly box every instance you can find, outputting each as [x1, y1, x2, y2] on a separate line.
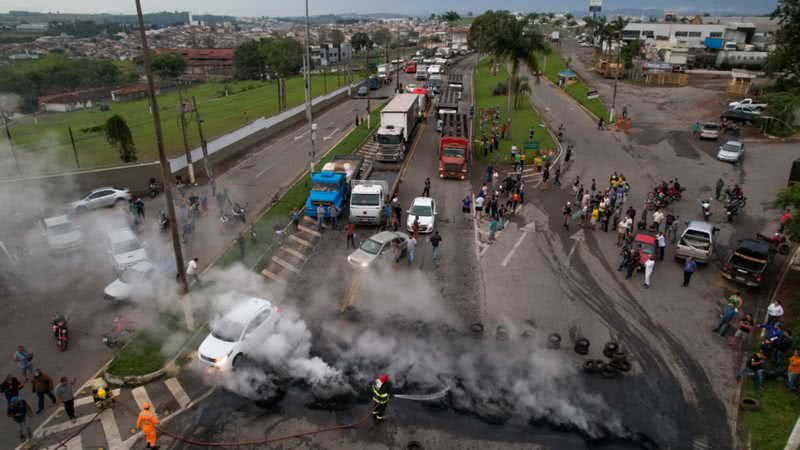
[215, 105, 384, 270]
[472, 57, 557, 164]
[535, 48, 610, 121]
[105, 332, 165, 377]
[741, 294, 800, 450]
[4, 71, 361, 175]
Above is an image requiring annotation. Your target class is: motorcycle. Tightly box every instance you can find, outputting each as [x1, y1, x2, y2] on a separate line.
[232, 202, 247, 224]
[51, 314, 69, 351]
[645, 196, 667, 211]
[757, 232, 791, 255]
[725, 202, 741, 223]
[148, 178, 160, 198]
[102, 315, 138, 348]
[158, 210, 169, 231]
[700, 198, 713, 220]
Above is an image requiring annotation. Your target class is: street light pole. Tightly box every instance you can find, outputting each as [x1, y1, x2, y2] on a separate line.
[134, 0, 191, 328]
[395, 26, 401, 93]
[303, 0, 316, 173]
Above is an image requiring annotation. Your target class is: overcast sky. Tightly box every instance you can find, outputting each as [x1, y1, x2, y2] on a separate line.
[1, 0, 777, 17]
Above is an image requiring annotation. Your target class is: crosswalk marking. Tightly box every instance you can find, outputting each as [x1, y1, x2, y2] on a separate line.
[36, 414, 95, 437]
[164, 378, 191, 409]
[131, 386, 153, 412]
[100, 408, 124, 450]
[42, 434, 82, 450]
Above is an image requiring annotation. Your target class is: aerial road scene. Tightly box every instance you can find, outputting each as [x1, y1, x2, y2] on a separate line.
[1, 0, 799, 449]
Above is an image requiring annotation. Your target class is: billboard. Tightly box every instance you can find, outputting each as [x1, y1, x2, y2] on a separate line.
[589, 0, 603, 12]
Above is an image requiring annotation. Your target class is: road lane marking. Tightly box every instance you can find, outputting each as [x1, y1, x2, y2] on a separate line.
[297, 224, 321, 237]
[293, 129, 310, 141]
[100, 408, 124, 450]
[261, 268, 286, 283]
[501, 222, 535, 267]
[164, 377, 191, 409]
[289, 234, 313, 247]
[323, 127, 341, 141]
[36, 414, 94, 437]
[255, 166, 272, 178]
[131, 386, 153, 412]
[281, 246, 308, 260]
[565, 228, 585, 270]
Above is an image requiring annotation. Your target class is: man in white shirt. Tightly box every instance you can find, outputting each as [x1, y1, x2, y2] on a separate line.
[407, 236, 417, 265]
[652, 209, 665, 232]
[186, 258, 200, 284]
[656, 232, 666, 260]
[643, 256, 655, 288]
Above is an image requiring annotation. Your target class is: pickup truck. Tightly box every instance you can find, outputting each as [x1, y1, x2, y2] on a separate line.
[721, 239, 771, 287]
[728, 98, 767, 111]
[720, 108, 759, 123]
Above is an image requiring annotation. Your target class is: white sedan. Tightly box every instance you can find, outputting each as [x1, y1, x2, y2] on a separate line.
[717, 141, 745, 163]
[406, 197, 437, 234]
[41, 215, 83, 252]
[198, 297, 278, 370]
[104, 261, 155, 301]
[72, 187, 131, 212]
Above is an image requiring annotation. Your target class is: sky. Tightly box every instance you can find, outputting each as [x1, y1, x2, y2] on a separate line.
[1, 0, 777, 18]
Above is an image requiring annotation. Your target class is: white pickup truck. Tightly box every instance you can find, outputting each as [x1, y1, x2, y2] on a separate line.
[728, 98, 767, 111]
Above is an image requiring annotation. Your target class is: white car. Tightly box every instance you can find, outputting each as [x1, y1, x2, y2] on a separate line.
[580, 41, 594, 47]
[107, 228, 148, 273]
[41, 215, 83, 252]
[198, 297, 278, 370]
[405, 83, 417, 93]
[347, 231, 409, 268]
[103, 261, 155, 301]
[72, 187, 131, 213]
[406, 197, 437, 234]
[717, 141, 745, 163]
[699, 122, 721, 140]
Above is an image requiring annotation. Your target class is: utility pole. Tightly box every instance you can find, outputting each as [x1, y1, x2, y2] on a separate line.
[191, 96, 215, 194]
[1, 110, 21, 175]
[396, 26, 401, 93]
[68, 125, 80, 168]
[610, 31, 620, 123]
[365, 43, 371, 129]
[177, 83, 195, 184]
[303, 0, 316, 173]
[134, 0, 191, 328]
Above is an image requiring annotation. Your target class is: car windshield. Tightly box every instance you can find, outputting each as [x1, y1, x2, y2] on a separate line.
[703, 124, 720, 130]
[722, 144, 741, 153]
[49, 222, 76, 235]
[310, 182, 338, 192]
[352, 193, 380, 206]
[120, 267, 152, 283]
[378, 134, 402, 145]
[360, 238, 383, 255]
[210, 319, 245, 343]
[443, 147, 465, 158]
[113, 239, 141, 254]
[410, 205, 432, 216]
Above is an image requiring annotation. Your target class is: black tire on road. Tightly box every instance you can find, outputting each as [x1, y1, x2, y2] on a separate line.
[594, 360, 606, 372]
[547, 333, 562, 349]
[612, 351, 628, 363]
[740, 397, 761, 411]
[601, 365, 618, 379]
[603, 342, 619, 358]
[615, 360, 632, 372]
[583, 360, 597, 373]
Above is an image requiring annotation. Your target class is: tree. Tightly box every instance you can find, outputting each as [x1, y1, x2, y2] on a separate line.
[350, 32, 371, 53]
[234, 40, 264, 79]
[767, 0, 800, 86]
[104, 115, 137, 163]
[776, 186, 800, 241]
[150, 52, 187, 79]
[491, 13, 549, 131]
[512, 75, 531, 109]
[260, 37, 304, 79]
[372, 28, 393, 62]
[468, 10, 501, 56]
[328, 29, 346, 46]
[442, 11, 461, 23]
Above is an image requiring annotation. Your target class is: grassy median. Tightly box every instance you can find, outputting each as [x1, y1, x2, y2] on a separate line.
[472, 57, 557, 163]
[535, 48, 609, 121]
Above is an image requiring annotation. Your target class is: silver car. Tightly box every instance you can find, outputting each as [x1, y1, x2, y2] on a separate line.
[347, 231, 409, 268]
[41, 215, 83, 252]
[717, 141, 744, 163]
[72, 187, 131, 212]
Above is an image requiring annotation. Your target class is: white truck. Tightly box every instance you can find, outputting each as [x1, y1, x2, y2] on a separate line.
[350, 180, 389, 225]
[377, 64, 388, 80]
[377, 94, 420, 162]
[728, 98, 767, 111]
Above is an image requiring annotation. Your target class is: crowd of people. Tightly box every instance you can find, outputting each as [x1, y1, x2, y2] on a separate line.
[735, 299, 798, 391]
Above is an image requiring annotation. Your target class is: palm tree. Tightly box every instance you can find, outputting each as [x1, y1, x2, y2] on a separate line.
[492, 14, 548, 132]
[512, 75, 531, 109]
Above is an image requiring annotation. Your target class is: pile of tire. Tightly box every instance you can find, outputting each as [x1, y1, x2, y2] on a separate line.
[583, 342, 632, 378]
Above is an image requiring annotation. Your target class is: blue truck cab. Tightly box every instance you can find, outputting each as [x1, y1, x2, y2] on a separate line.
[304, 154, 363, 218]
[369, 75, 379, 90]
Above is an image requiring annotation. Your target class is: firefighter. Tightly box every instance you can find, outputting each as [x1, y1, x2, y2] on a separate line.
[371, 374, 392, 423]
[137, 402, 160, 448]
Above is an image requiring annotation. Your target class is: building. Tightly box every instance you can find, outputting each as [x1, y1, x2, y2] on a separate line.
[37, 88, 111, 113]
[622, 22, 758, 50]
[15, 23, 48, 33]
[309, 43, 353, 67]
[111, 85, 159, 102]
[147, 48, 235, 81]
[450, 27, 469, 46]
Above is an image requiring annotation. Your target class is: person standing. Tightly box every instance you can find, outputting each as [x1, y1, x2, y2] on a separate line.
[31, 369, 55, 414]
[692, 121, 700, 138]
[542, 166, 550, 188]
[656, 232, 666, 260]
[462, 195, 471, 215]
[13, 346, 34, 381]
[787, 351, 800, 391]
[412, 217, 420, 239]
[186, 258, 200, 284]
[713, 301, 738, 336]
[474, 195, 485, 220]
[598, 116, 605, 130]
[488, 217, 497, 243]
[1, 374, 23, 404]
[135, 198, 145, 220]
[237, 235, 246, 258]
[55, 376, 76, 423]
[626, 247, 639, 280]
[562, 202, 572, 230]
[407, 236, 417, 265]
[554, 166, 561, 185]
[316, 204, 325, 231]
[430, 231, 442, 260]
[643, 255, 655, 288]
[729, 313, 754, 349]
[136, 402, 160, 449]
[422, 178, 431, 197]
[8, 396, 33, 442]
[652, 209, 665, 232]
[529, 126, 535, 140]
[371, 374, 392, 423]
[501, 122, 507, 140]
[345, 222, 356, 249]
[329, 204, 338, 230]
[767, 300, 785, 326]
[682, 257, 696, 286]
[715, 178, 724, 201]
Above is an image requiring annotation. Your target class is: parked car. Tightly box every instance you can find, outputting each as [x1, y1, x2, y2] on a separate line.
[674, 221, 717, 263]
[72, 187, 131, 213]
[197, 297, 279, 370]
[347, 231, 409, 268]
[406, 197, 437, 234]
[405, 83, 417, 93]
[580, 41, 594, 47]
[717, 141, 745, 163]
[728, 98, 767, 110]
[720, 109, 758, 123]
[357, 85, 368, 96]
[103, 260, 155, 301]
[699, 122, 721, 140]
[107, 227, 147, 273]
[721, 239, 771, 287]
[41, 215, 83, 252]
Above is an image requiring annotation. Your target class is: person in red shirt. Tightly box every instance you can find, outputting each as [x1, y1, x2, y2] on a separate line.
[780, 209, 792, 233]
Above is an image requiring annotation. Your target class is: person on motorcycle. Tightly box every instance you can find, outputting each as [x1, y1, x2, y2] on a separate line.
[672, 178, 681, 193]
[731, 184, 743, 200]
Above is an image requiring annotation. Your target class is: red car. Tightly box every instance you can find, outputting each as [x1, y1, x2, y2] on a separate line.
[632, 233, 657, 267]
[405, 63, 417, 74]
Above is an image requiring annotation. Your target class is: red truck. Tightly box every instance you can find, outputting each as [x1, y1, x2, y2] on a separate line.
[405, 62, 417, 74]
[438, 113, 470, 179]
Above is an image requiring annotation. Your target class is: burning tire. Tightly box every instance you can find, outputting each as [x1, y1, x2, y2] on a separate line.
[574, 338, 590, 355]
[547, 333, 562, 349]
[603, 342, 619, 358]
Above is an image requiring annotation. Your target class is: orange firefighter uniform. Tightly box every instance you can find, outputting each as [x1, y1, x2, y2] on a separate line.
[136, 403, 159, 448]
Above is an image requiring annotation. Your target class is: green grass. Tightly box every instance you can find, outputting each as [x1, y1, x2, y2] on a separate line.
[105, 333, 166, 377]
[535, 48, 610, 120]
[4, 72, 362, 175]
[215, 105, 384, 270]
[472, 57, 557, 163]
[741, 295, 800, 450]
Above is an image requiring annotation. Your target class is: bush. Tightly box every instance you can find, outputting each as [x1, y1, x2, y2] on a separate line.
[492, 81, 508, 96]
